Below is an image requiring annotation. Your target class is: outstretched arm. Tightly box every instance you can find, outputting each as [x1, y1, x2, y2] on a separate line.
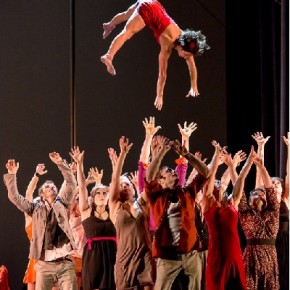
[146, 136, 171, 182]
[221, 149, 247, 191]
[203, 141, 222, 210]
[154, 49, 170, 110]
[177, 121, 197, 154]
[176, 121, 197, 186]
[171, 140, 210, 178]
[186, 152, 207, 186]
[251, 132, 270, 188]
[70, 146, 89, 214]
[109, 137, 133, 219]
[185, 56, 199, 97]
[49, 152, 77, 206]
[4, 160, 32, 213]
[88, 167, 103, 186]
[25, 163, 47, 202]
[232, 146, 256, 210]
[140, 116, 161, 164]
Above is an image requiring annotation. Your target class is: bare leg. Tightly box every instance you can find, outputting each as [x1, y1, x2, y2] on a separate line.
[103, 3, 137, 39]
[101, 11, 145, 76]
[103, 23, 116, 39]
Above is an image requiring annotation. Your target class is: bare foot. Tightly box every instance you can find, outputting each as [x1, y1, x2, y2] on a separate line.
[100, 54, 116, 76]
[103, 23, 115, 39]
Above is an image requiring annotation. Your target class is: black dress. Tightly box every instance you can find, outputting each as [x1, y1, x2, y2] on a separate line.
[82, 209, 117, 290]
[276, 200, 289, 290]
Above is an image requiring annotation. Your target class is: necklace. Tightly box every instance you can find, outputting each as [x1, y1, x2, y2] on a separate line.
[95, 208, 107, 219]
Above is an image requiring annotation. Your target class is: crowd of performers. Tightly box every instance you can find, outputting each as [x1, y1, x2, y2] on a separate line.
[3, 116, 289, 290]
[2, 0, 288, 290]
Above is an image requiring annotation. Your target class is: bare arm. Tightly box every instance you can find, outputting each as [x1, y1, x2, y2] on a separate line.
[4, 160, 32, 213]
[154, 49, 170, 110]
[221, 150, 247, 191]
[25, 163, 47, 201]
[203, 142, 222, 210]
[186, 152, 207, 186]
[109, 137, 133, 222]
[185, 56, 199, 97]
[251, 132, 270, 188]
[171, 140, 210, 178]
[177, 121, 197, 154]
[140, 116, 161, 164]
[108, 147, 117, 170]
[232, 146, 256, 210]
[146, 136, 171, 182]
[49, 152, 77, 206]
[70, 146, 89, 215]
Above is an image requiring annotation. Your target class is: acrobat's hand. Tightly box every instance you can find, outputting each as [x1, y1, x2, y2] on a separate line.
[154, 96, 163, 111]
[186, 88, 199, 98]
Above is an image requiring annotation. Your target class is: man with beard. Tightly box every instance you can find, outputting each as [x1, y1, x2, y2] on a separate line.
[4, 153, 78, 290]
[144, 137, 210, 290]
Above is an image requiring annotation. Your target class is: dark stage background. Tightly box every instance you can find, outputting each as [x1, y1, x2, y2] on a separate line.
[0, 0, 287, 289]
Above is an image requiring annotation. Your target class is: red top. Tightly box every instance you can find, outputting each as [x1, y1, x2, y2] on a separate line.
[204, 203, 246, 290]
[145, 173, 207, 257]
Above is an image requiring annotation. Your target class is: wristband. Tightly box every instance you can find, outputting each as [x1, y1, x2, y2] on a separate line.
[35, 172, 41, 178]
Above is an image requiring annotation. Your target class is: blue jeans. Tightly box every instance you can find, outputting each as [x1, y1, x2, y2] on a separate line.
[35, 260, 77, 290]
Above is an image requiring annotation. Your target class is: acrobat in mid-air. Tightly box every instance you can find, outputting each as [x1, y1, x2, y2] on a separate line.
[100, 0, 210, 110]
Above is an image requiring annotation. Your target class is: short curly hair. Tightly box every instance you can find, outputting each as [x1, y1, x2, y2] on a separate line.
[175, 29, 210, 56]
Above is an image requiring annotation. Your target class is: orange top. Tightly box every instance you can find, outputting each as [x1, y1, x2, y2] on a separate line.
[23, 222, 36, 284]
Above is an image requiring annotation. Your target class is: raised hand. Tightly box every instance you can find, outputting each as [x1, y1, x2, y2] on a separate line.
[49, 152, 63, 164]
[6, 159, 19, 174]
[119, 136, 133, 154]
[177, 121, 197, 139]
[151, 135, 167, 158]
[154, 96, 163, 111]
[35, 163, 48, 176]
[129, 171, 139, 191]
[69, 146, 84, 164]
[143, 116, 161, 136]
[171, 139, 188, 156]
[69, 162, 77, 175]
[108, 147, 117, 168]
[186, 87, 199, 98]
[211, 140, 224, 162]
[251, 132, 271, 146]
[232, 150, 247, 167]
[88, 167, 103, 184]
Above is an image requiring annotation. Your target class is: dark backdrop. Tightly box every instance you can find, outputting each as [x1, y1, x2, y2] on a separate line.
[0, 0, 287, 289]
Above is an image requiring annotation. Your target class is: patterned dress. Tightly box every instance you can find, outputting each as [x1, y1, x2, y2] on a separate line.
[238, 187, 280, 290]
[276, 200, 289, 290]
